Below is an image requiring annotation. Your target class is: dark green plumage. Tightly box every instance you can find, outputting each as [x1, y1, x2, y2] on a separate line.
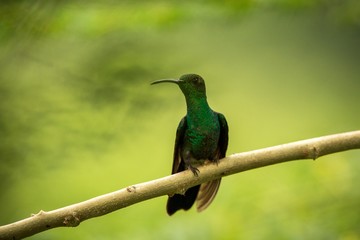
[151, 74, 229, 215]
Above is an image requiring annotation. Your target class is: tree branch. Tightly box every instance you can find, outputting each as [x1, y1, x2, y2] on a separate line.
[1, 130, 360, 239]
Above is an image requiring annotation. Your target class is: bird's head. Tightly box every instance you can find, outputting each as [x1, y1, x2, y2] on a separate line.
[151, 74, 206, 97]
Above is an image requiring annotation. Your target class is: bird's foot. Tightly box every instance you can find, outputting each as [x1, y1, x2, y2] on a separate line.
[189, 165, 200, 177]
[207, 158, 219, 166]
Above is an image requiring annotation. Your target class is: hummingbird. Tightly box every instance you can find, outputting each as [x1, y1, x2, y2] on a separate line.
[151, 73, 229, 215]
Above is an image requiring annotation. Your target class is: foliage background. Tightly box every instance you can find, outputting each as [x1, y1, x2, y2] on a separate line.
[1, 1, 360, 239]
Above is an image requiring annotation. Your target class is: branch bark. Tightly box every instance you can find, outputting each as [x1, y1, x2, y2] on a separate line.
[1, 130, 360, 239]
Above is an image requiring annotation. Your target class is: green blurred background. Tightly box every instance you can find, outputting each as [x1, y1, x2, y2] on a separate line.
[1, 1, 360, 239]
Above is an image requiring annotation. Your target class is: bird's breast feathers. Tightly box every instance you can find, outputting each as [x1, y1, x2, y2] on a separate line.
[185, 127, 220, 159]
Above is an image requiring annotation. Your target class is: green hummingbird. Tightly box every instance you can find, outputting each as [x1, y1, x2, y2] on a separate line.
[152, 73, 229, 215]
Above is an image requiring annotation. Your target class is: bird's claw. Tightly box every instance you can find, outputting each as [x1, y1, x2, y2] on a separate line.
[189, 165, 200, 177]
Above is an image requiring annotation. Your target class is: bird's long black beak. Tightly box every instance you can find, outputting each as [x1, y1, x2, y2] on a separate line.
[151, 79, 182, 85]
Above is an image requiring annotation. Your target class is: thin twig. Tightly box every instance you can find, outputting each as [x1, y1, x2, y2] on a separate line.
[1, 130, 360, 240]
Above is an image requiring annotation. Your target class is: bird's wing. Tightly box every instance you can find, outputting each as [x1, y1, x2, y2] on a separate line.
[172, 116, 187, 174]
[167, 116, 195, 215]
[196, 112, 229, 212]
[196, 178, 221, 212]
[216, 112, 229, 158]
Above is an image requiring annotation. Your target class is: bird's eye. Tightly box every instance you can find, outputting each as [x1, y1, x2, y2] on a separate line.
[193, 77, 200, 84]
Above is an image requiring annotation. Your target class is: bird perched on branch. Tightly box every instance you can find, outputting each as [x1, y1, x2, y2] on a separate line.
[152, 74, 229, 215]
